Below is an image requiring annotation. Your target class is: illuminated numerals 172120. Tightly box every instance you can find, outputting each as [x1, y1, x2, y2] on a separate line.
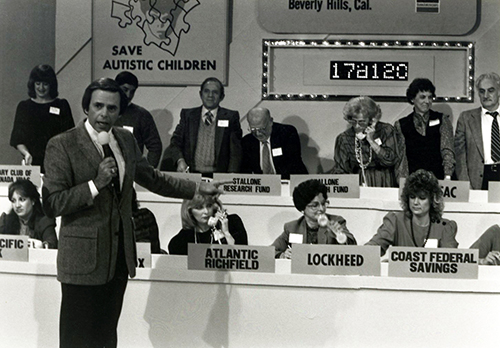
[330, 61, 408, 80]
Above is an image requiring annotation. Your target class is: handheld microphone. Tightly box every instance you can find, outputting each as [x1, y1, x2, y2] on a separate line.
[97, 131, 110, 148]
[97, 131, 119, 194]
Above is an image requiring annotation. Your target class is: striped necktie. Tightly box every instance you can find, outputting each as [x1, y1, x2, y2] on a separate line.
[204, 111, 213, 126]
[488, 111, 500, 163]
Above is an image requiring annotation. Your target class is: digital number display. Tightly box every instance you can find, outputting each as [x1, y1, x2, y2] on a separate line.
[330, 61, 409, 81]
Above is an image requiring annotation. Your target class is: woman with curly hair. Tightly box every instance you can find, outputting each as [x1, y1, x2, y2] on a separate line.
[333, 96, 400, 187]
[0, 179, 57, 249]
[168, 193, 248, 255]
[365, 169, 458, 256]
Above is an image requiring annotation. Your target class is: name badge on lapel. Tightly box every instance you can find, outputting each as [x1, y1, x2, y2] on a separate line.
[429, 119, 440, 127]
[272, 147, 283, 157]
[49, 107, 60, 115]
[217, 120, 229, 127]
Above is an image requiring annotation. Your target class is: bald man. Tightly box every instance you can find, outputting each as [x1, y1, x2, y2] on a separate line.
[241, 108, 308, 179]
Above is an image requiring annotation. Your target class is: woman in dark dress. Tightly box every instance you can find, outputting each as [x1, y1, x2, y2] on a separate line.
[168, 193, 248, 255]
[10, 64, 74, 172]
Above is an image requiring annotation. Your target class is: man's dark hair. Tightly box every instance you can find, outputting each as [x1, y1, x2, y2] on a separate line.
[115, 71, 139, 88]
[81, 78, 128, 114]
[200, 77, 225, 99]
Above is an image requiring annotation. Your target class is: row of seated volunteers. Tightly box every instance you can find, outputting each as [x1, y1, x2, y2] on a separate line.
[2, 173, 499, 265]
[10, 65, 500, 190]
[3, 65, 500, 266]
[3, 68, 500, 347]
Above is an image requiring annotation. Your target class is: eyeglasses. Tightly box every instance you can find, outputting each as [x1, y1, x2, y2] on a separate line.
[249, 126, 267, 133]
[347, 119, 369, 127]
[248, 120, 271, 134]
[306, 200, 329, 210]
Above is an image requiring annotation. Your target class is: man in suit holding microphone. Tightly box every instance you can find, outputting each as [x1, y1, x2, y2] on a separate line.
[43, 78, 226, 348]
[455, 72, 500, 189]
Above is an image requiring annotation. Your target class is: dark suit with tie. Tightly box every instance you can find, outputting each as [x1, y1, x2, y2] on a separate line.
[43, 121, 196, 347]
[161, 106, 242, 173]
[455, 107, 486, 189]
[241, 122, 308, 179]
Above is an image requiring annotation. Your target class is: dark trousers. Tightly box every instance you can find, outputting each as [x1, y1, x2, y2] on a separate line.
[59, 243, 128, 348]
[481, 164, 500, 190]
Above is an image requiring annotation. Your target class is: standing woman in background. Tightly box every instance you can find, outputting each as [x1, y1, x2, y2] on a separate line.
[333, 96, 399, 187]
[10, 64, 74, 173]
[394, 78, 455, 180]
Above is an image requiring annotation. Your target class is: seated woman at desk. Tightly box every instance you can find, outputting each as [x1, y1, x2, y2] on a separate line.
[470, 225, 500, 265]
[333, 96, 399, 187]
[272, 179, 357, 259]
[365, 169, 458, 256]
[168, 194, 248, 255]
[0, 179, 57, 249]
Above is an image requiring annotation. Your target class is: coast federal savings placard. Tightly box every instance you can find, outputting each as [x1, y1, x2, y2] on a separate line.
[0, 165, 41, 188]
[388, 247, 478, 279]
[92, 0, 229, 85]
[290, 174, 359, 198]
[0, 235, 28, 262]
[291, 244, 380, 276]
[213, 173, 282, 196]
[188, 244, 275, 273]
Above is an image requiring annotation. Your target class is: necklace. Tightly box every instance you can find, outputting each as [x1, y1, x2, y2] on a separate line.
[410, 219, 432, 247]
[354, 137, 372, 187]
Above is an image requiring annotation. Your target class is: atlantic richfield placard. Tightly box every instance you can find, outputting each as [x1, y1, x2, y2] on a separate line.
[188, 244, 275, 273]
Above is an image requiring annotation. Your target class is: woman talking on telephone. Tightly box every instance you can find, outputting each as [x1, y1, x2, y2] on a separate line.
[168, 193, 248, 255]
[333, 96, 400, 187]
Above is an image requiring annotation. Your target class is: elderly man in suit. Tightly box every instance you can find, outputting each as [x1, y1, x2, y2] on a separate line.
[455, 73, 500, 189]
[241, 107, 308, 179]
[160, 77, 242, 175]
[43, 78, 224, 348]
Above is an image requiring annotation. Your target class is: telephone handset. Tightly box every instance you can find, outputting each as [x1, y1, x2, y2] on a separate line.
[355, 119, 377, 140]
[208, 207, 228, 243]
